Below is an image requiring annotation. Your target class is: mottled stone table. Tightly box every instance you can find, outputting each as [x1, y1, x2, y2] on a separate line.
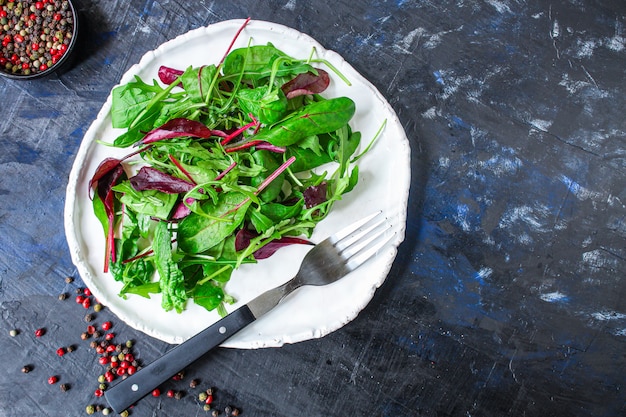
[1, 1, 624, 416]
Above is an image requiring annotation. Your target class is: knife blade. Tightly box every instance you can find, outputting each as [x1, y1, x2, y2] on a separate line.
[104, 281, 291, 413]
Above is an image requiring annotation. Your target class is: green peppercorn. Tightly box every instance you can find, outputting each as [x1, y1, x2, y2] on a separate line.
[85, 405, 95, 415]
[198, 392, 208, 402]
[120, 411, 129, 417]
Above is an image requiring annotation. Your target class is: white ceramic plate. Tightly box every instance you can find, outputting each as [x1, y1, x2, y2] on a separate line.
[64, 19, 410, 348]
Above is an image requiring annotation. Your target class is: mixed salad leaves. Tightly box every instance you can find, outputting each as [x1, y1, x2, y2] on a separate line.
[89, 19, 379, 316]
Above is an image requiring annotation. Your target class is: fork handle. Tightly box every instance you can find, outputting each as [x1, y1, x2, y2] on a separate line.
[104, 306, 256, 413]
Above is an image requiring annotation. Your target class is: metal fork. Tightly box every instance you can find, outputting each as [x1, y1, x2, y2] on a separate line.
[105, 211, 393, 413]
[246, 210, 392, 317]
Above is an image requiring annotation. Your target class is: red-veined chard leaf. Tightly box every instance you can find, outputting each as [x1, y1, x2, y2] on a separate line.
[281, 68, 330, 99]
[234, 228, 312, 259]
[130, 166, 195, 194]
[303, 181, 328, 208]
[138, 118, 216, 145]
[158, 65, 184, 85]
[90, 158, 126, 272]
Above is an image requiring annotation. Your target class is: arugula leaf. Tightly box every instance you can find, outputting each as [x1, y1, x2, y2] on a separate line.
[113, 181, 179, 220]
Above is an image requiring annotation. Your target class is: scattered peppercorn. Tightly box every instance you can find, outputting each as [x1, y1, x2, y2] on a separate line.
[9, 329, 18, 337]
[60, 383, 69, 392]
[190, 378, 199, 388]
[80, 332, 89, 340]
[204, 404, 212, 412]
[56, 347, 66, 356]
[101, 321, 112, 331]
[231, 408, 240, 416]
[84, 313, 94, 322]
[58, 292, 67, 300]
[174, 390, 184, 400]
[47, 375, 58, 384]
[212, 410, 219, 417]
[34, 328, 45, 337]
[152, 388, 161, 397]
[224, 406, 232, 414]
[85, 405, 95, 415]
[199, 392, 208, 402]
[93, 303, 103, 312]
[21, 365, 32, 373]
[65, 276, 73, 284]
[101, 408, 110, 416]
[120, 410, 129, 417]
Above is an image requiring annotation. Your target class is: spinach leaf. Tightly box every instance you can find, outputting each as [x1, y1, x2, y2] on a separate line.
[252, 97, 355, 147]
[222, 44, 314, 82]
[153, 221, 187, 313]
[237, 85, 288, 124]
[177, 192, 251, 254]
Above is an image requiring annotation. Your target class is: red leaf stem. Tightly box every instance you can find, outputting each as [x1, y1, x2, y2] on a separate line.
[214, 161, 237, 181]
[220, 114, 259, 146]
[219, 17, 251, 67]
[168, 154, 197, 184]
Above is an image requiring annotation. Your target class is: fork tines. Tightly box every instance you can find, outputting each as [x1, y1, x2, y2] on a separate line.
[330, 211, 394, 270]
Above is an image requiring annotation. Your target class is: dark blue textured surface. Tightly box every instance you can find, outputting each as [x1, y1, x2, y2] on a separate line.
[1, 1, 624, 416]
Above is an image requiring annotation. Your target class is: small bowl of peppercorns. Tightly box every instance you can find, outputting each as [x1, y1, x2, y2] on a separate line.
[0, 0, 78, 80]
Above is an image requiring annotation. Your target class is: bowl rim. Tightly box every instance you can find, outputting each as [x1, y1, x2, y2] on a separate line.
[0, 0, 79, 80]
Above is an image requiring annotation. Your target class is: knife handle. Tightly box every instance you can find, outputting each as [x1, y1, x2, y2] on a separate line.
[104, 305, 256, 413]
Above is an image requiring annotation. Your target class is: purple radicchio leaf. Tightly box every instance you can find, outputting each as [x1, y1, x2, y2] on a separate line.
[139, 118, 216, 145]
[281, 68, 330, 99]
[235, 228, 313, 260]
[130, 166, 195, 194]
[303, 181, 328, 208]
[158, 65, 184, 85]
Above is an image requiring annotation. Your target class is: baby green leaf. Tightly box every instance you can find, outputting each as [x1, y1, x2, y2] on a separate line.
[177, 192, 251, 254]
